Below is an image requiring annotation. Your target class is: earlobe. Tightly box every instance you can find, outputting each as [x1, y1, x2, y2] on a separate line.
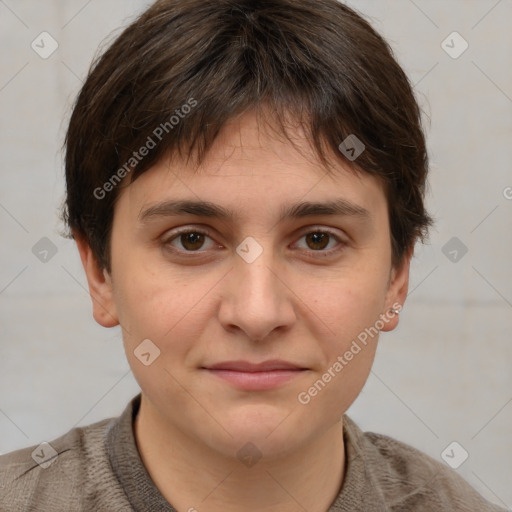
[380, 247, 413, 332]
[73, 231, 119, 328]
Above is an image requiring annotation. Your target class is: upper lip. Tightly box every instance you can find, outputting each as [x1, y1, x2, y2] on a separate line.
[203, 360, 306, 372]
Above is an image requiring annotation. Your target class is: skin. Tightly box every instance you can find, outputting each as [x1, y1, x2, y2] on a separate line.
[76, 108, 411, 512]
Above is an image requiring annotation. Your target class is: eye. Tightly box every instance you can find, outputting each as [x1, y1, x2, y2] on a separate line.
[163, 228, 217, 252]
[294, 229, 346, 254]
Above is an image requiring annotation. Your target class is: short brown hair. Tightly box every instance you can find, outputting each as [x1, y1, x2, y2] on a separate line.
[62, 0, 434, 271]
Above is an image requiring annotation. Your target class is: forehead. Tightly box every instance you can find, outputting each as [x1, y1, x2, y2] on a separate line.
[116, 109, 388, 225]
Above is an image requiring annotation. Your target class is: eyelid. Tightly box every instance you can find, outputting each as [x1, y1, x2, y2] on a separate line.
[295, 224, 347, 241]
[163, 225, 215, 240]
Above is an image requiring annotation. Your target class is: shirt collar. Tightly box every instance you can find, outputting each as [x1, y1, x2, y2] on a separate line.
[106, 393, 388, 512]
[106, 393, 177, 512]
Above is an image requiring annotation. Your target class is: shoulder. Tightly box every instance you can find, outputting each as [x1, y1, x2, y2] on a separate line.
[343, 415, 508, 512]
[0, 416, 129, 512]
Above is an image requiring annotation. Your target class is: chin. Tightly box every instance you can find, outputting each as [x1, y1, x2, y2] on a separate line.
[219, 404, 307, 451]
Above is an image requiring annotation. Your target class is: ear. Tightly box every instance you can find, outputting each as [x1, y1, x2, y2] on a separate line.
[73, 231, 119, 328]
[379, 246, 413, 332]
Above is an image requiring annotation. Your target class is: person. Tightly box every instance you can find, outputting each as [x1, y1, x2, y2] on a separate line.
[0, 0, 507, 511]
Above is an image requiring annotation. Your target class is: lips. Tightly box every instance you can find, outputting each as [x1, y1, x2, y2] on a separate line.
[203, 360, 307, 372]
[202, 360, 308, 391]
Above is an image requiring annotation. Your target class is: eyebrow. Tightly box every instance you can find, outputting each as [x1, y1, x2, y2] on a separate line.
[138, 198, 371, 224]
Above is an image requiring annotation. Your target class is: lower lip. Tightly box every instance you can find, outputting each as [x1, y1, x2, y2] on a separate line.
[204, 369, 306, 390]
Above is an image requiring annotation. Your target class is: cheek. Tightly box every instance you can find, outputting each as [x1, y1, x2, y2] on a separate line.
[113, 263, 219, 373]
[294, 269, 386, 411]
[303, 267, 388, 343]
[112, 250, 197, 330]
[298, 286, 382, 422]
[114, 271, 199, 399]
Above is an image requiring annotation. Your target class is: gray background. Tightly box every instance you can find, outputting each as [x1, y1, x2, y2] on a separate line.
[0, 0, 511, 508]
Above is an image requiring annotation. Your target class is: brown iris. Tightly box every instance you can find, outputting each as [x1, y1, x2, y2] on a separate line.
[180, 232, 205, 251]
[305, 232, 330, 250]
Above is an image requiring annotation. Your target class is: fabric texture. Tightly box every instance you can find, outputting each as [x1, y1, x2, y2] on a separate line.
[0, 393, 507, 512]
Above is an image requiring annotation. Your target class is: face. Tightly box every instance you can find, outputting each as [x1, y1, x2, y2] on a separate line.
[78, 109, 410, 460]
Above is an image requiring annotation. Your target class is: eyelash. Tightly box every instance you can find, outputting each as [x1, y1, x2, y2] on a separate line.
[161, 226, 347, 258]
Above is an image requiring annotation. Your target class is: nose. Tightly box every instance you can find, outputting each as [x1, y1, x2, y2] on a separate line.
[217, 249, 297, 342]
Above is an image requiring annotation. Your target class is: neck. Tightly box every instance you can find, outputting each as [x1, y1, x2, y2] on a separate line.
[133, 395, 346, 512]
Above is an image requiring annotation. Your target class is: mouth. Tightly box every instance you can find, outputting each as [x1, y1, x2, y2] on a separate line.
[201, 360, 309, 391]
